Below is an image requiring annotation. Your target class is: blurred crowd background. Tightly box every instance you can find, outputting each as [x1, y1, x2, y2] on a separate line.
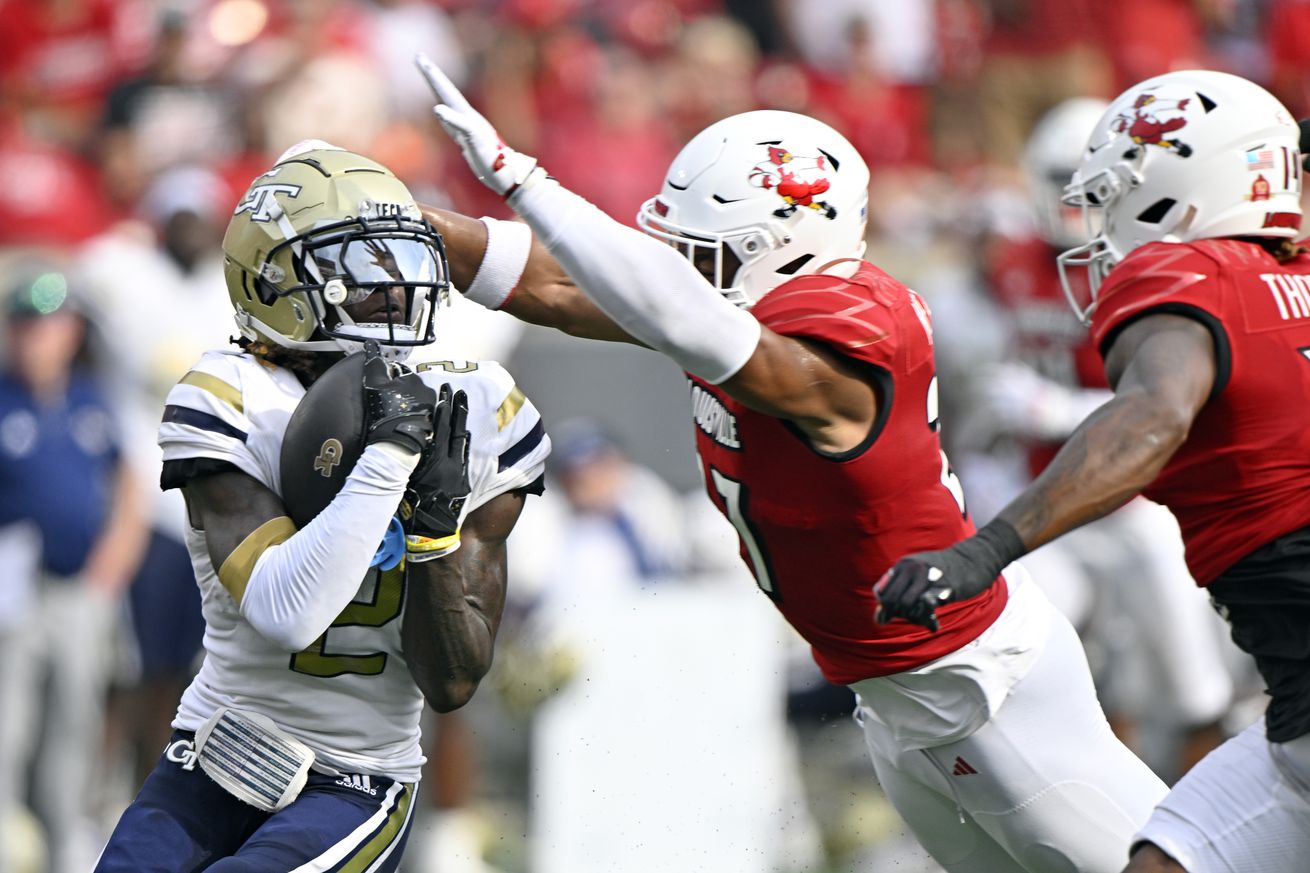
[0, 1, 1307, 872]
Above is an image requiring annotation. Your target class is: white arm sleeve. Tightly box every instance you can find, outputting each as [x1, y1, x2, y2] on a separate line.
[240, 443, 418, 651]
[510, 176, 762, 384]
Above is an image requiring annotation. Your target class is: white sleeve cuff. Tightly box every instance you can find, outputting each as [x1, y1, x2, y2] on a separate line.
[462, 217, 532, 309]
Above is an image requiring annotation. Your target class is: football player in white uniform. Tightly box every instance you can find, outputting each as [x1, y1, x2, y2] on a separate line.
[94, 143, 549, 872]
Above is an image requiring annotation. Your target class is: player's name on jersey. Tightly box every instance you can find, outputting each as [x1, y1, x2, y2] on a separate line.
[1260, 273, 1310, 321]
[689, 382, 740, 450]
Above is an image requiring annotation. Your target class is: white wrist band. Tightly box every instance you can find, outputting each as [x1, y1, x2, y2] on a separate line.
[463, 217, 532, 309]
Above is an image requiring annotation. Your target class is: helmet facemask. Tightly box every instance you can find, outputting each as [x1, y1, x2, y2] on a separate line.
[250, 214, 449, 360]
[1056, 160, 1140, 323]
[637, 201, 785, 307]
[1023, 98, 1111, 251]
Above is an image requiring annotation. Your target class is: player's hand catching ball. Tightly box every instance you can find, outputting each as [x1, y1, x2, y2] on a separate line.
[874, 518, 1027, 632]
[415, 53, 541, 198]
[402, 383, 472, 561]
[362, 340, 437, 456]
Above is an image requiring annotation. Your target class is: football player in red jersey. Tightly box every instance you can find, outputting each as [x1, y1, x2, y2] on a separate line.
[879, 70, 1310, 873]
[978, 97, 1237, 780]
[415, 55, 1166, 873]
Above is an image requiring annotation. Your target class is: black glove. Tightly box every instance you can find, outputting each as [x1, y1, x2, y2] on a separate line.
[874, 518, 1026, 632]
[400, 383, 471, 558]
[361, 340, 437, 455]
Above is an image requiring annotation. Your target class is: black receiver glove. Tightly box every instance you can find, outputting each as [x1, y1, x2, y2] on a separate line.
[874, 518, 1027, 632]
[400, 383, 472, 560]
[361, 340, 437, 456]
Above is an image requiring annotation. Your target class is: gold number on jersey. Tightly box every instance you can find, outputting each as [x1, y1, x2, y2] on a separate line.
[289, 564, 405, 678]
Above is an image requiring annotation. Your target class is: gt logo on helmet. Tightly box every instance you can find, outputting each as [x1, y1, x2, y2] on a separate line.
[234, 184, 303, 223]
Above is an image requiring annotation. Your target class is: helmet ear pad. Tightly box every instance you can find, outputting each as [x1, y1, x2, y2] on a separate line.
[637, 110, 870, 307]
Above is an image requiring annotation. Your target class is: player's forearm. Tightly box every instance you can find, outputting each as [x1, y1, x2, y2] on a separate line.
[240, 445, 415, 651]
[402, 544, 505, 712]
[421, 205, 487, 291]
[995, 390, 1190, 552]
[510, 177, 761, 383]
[507, 244, 641, 343]
[420, 204, 636, 343]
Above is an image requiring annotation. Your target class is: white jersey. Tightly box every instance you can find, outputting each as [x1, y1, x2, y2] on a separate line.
[157, 350, 549, 780]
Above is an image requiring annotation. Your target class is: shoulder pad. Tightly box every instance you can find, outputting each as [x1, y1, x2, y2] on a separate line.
[1090, 242, 1220, 350]
[414, 359, 551, 512]
[750, 261, 929, 371]
[160, 351, 257, 450]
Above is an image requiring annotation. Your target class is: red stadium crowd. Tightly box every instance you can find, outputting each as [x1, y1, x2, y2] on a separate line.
[1, 0, 1306, 250]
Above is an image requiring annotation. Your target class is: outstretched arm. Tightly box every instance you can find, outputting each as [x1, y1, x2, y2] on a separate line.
[994, 313, 1214, 548]
[875, 312, 1216, 630]
[402, 490, 525, 712]
[420, 205, 638, 343]
[416, 55, 877, 454]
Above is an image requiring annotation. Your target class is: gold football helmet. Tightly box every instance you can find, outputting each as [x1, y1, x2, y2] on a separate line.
[223, 142, 449, 359]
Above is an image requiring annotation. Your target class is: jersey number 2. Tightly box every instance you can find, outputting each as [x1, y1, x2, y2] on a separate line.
[289, 565, 405, 678]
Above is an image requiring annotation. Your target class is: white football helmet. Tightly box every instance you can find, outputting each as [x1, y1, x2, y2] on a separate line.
[1024, 97, 1109, 249]
[636, 110, 869, 308]
[1058, 70, 1303, 323]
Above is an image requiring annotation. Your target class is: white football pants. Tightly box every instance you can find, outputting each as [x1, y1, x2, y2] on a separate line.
[1136, 716, 1310, 872]
[857, 602, 1168, 873]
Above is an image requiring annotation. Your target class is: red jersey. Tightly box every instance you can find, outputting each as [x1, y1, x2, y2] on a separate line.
[689, 262, 1007, 685]
[1089, 240, 1310, 584]
[987, 235, 1108, 475]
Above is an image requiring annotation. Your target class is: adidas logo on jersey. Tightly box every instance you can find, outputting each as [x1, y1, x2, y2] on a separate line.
[951, 756, 978, 776]
[335, 774, 378, 796]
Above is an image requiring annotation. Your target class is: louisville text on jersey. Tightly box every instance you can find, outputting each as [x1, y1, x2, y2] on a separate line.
[688, 382, 740, 450]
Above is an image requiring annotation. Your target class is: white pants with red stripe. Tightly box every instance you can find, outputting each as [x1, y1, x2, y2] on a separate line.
[853, 572, 1168, 873]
